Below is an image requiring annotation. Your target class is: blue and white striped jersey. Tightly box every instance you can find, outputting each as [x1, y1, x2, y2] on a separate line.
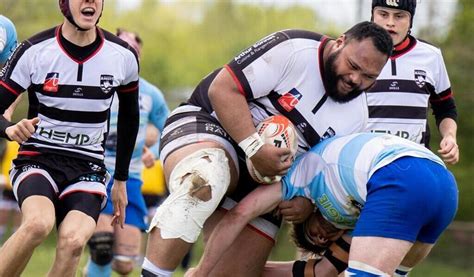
[281, 132, 445, 229]
[104, 77, 169, 179]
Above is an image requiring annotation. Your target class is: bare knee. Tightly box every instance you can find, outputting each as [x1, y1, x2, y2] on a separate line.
[57, 231, 88, 257]
[20, 217, 55, 245]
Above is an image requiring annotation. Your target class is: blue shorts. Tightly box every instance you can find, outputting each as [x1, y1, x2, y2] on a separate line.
[102, 178, 148, 231]
[353, 157, 458, 243]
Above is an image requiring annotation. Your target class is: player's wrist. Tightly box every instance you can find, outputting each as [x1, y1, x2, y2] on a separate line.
[113, 179, 126, 186]
[238, 132, 264, 158]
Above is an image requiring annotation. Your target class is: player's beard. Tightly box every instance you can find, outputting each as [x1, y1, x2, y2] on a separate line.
[324, 50, 364, 103]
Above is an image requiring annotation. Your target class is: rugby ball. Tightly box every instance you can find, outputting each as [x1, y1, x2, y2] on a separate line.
[246, 115, 298, 184]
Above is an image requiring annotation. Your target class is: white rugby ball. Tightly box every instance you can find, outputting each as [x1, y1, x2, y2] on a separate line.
[246, 115, 298, 184]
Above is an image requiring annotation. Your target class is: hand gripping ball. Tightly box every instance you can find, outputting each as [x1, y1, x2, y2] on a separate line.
[246, 115, 298, 184]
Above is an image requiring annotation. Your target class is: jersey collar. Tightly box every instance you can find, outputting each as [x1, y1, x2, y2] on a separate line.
[391, 35, 417, 59]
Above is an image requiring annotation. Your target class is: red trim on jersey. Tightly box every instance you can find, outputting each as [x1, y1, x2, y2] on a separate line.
[55, 25, 105, 64]
[0, 81, 20, 96]
[18, 151, 41, 156]
[394, 37, 410, 52]
[391, 35, 417, 60]
[430, 91, 453, 103]
[246, 223, 276, 243]
[224, 64, 246, 96]
[119, 85, 138, 93]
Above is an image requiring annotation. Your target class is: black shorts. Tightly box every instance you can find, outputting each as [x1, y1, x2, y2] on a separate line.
[160, 104, 282, 240]
[10, 153, 109, 224]
[160, 104, 237, 165]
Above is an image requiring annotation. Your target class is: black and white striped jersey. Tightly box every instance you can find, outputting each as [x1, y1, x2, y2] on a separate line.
[188, 29, 368, 155]
[365, 36, 453, 146]
[0, 26, 139, 164]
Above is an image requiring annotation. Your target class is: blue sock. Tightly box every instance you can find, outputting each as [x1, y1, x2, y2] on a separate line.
[85, 258, 112, 277]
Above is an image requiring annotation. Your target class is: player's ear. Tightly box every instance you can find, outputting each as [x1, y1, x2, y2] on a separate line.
[334, 34, 346, 50]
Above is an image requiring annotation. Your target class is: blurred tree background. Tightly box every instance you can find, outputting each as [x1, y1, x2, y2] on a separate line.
[439, 0, 474, 222]
[1, 0, 473, 275]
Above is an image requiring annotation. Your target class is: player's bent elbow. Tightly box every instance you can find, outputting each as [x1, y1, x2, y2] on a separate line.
[228, 205, 256, 224]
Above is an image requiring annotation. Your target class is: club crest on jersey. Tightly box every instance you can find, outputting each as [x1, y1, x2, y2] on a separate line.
[43, 72, 59, 92]
[100, 75, 114, 94]
[278, 88, 302, 112]
[414, 69, 427, 88]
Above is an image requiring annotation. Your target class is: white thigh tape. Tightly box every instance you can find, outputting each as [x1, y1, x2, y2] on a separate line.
[148, 148, 230, 243]
[346, 261, 390, 277]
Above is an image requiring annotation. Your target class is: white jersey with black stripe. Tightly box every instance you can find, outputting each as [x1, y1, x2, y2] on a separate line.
[365, 36, 452, 145]
[0, 26, 139, 162]
[193, 30, 369, 155]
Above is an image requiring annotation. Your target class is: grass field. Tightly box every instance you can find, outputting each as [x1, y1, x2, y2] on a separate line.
[8, 223, 472, 276]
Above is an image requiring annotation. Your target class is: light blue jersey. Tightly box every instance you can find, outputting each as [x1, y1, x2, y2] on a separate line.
[104, 77, 169, 179]
[0, 15, 17, 64]
[282, 133, 445, 229]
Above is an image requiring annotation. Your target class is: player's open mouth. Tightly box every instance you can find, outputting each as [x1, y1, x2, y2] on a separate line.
[81, 8, 95, 17]
[342, 80, 353, 91]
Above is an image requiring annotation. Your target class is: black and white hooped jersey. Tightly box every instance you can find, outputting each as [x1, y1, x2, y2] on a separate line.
[188, 29, 368, 155]
[365, 36, 453, 146]
[0, 26, 139, 163]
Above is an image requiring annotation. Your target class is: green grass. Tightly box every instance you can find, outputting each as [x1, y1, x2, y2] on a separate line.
[5, 224, 472, 276]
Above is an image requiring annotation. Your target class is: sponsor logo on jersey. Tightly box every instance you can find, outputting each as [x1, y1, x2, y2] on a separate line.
[205, 122, 229, 138]
[0, 59, 11, 78]
[0, 42, 23, 79]
[371, 129, 410, 139]
[252, 34, 276, 49]
[234, 34, 278, 65]
[79, 173, 105, 183]
[73, 87, 84, 97]
[37, 127, 102, 145]
[389, 81, 399, 90]
[296, 122, 308, 135]
[278, 88, 302, 112]
[414, 69, 427, 88]
[21, 164, 40, 172]
[100, 74, 114, 94]
[0, 64, 7, 78]
[318, 194, 355, 225]
[321, 127, 336, 141]
[43, 72, 60, 92]
[89, 162, 103, 172]
[385, 0, 399, 7]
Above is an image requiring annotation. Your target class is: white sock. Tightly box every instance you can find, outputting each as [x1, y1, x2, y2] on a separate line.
[142, 258, 174, 277]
